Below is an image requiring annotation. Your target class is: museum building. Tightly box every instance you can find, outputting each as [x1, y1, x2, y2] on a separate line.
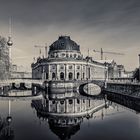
[31, 36, 107, 81]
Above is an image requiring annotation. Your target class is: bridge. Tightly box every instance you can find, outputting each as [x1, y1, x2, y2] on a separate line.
[78, 80, 105, 96]
[0, 79, 44, 91]
[0, 78, 106, 94]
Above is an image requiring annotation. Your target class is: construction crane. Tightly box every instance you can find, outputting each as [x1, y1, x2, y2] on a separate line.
[11, 44, 47, 63]
[34, 44, 47, 58]
[93, 48, 124, 60]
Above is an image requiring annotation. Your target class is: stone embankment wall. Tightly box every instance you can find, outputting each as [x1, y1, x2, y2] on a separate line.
[105, 82, 140, 97]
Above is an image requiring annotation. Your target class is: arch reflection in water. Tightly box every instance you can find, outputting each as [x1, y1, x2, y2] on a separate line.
[31, 92, 107, 140]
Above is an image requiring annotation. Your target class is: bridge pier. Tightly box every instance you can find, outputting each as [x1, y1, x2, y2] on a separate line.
[0, 85, 11, 95]
[20, 83, 26, 90]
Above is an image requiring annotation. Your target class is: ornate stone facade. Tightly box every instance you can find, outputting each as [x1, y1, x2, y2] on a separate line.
[31, 36, 107, 81]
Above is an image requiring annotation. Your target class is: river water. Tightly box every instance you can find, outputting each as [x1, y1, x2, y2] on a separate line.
[0, 90, 139, 140]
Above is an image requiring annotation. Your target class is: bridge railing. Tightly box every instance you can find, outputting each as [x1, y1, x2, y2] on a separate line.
[0, 79, 44, 86]
[107, 78, 140, 85]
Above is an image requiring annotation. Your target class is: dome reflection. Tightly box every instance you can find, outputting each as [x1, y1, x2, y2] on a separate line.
[31, 92, 106, 140]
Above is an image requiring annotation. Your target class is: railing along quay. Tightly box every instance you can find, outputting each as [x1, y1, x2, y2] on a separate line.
[0, 79, 44, 87]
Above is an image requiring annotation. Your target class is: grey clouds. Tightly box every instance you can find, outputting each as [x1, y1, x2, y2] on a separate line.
[0, 0, 140, 70]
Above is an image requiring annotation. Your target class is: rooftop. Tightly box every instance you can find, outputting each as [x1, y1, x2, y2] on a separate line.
[49, 36, 80, 52]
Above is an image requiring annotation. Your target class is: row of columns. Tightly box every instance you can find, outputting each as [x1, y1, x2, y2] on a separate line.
[46, 98, 91, 113]
[42, 64, 91, 81]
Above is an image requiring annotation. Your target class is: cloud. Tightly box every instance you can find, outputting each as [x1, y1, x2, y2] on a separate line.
[0, 0, 140, 70]
[0, 0, 139, 27]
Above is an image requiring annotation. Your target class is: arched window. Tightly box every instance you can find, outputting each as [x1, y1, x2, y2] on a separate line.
[60, 100, 64, 105]
[77, 99, 80, 104]
[52, 100, 55, 104]
[60, 72, 64, 80]
[52, 72, 56, 79]
[83, 73, 85, 80]
[69, 72, 73, 80]
[88, 68, 90, 79]
[69, 99, 73, 104]
[77, 72, 80, 80]
[46, 73, 48, 79]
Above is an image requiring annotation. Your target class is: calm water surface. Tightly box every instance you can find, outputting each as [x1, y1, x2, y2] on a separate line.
[0, 90, 139, 140]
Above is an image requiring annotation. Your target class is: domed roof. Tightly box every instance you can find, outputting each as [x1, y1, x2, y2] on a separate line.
[49, 36, 80, 52]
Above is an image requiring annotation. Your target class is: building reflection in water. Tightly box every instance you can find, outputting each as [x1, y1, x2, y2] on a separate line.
[31, 92, 107, 140]
[0, 89, 139, 140]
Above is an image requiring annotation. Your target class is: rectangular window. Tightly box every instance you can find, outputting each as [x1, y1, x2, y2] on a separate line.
[52, 65, 55, 69]
[77, 65, 80, 69]
[60, 65, 64, 70]
[69, 65, 72, 69]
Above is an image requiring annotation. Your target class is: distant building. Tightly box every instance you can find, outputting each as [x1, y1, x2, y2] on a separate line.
[10, 71, 32, 79]
[117, 65, 125, 77]
[31, 36, 107, 81]
[96, 60, 126, 79]
[0, 36, 10, 80]
[11, 64, 32, 79]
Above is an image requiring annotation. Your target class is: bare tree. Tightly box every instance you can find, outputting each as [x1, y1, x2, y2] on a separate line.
[0, 36, 10, 80]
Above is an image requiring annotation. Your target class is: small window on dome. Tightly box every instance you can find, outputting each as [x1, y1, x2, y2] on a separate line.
[66, 54, 69, 58]
[61, 42, 64, 46]
[51, 54, 54, 58]
[78, 55, 81, 58]
[56, 54, 58, 58]
[62, 53, 65, 57]
[74, 54, 77, 58]
[70, 54, 72, 58]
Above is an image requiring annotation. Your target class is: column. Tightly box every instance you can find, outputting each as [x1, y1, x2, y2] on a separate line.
[65, 64, 67, 80]
[56, 64, 58, 80]
[56, 101, 59, 113]
[84, 65, 86, 80]
[74, 98, 76, 113]
[81, 64, 82, 80]
[48, 100, 51, 112]
[74, 64, 76, 80]
[65, 99, 68, 113]
[48, 64, 51, 80]
[42, 66, 46, 80]
[44, 65, 46, 80]
[86, 65, 88, 80]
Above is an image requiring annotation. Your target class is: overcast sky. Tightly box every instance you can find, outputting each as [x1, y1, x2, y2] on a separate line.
[0, 0, 140, 71]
